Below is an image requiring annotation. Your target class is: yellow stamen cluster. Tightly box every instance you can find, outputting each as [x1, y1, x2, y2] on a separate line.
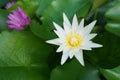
[66, 33, 83, 48]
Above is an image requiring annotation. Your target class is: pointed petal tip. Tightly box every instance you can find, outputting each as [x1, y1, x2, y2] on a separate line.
[45, 40, 50, 44]
[53, 22, 56, 25]
[78, 18, 85, 28]
[81, 18, 84, 21]
[53, 30, 56, 33]
[56, 50, 60, 53]
[77, 57, 85, 66]
[46, 38, 61, 46]
[91, 43, 103, 48]
[73, 14, 78, 22]
[63, 13, 69, 22]
[94, 20, 97, 22]
[53, 22, 62, 31]
[63, 13, 71, 27]
[53, 22, 58, 30]
[78, 57, 85, 66]
[46, 39, 56, 44]
[17, 6, 23, 12]
[81, 62, 85, 66]
[73, 14, 77, 17]
[75, 50, 85, 66]
[69, 51, 75, 59]
[53, 22, 59, 26]
[73, 14, 77, 20]
[56, 45, 64, 52]
[88, 20, 97, 27]
[92, 20, 97, 25]
[95, 43, 103, 48]
[84, 20, 97, 33]
[98, 44, 103, 47]
[69, 55, 73, 59]
[61, 53, 68, 65]
[72, 14, 78, 30]
[80, 18, 84, 24]
[63, 12, 67, 19]
[60, 61, 64, 65]
[63, 12, 66, 16]
[60, 59, 66, 65]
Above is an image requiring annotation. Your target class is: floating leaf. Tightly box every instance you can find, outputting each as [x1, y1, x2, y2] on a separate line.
[105, 23, 120, 36]
[0, 10, 9, 31]
[100, 66, 120, 80]
[0, 0, 11, 7]
[0, 31, 53, 66]
[105, 3, 120, 22]
[0, 30, 54, 79]
[50, 59, 100, 80]
[0, 67, 48, 80]
[86, 32, 120, 69]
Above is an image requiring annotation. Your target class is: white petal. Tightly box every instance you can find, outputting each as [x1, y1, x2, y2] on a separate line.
[61, 47, 70, 64]
[80, 40, 92, 50]
[63, 21, 71, 35]
[69, 50, 75, 59]
[56, 45, 64, 52]
[78, 18, 84, 29]
[72, 14, 78, 31]
[75, 50, 84, 66]
[84, 20, 97, 34]
[63, 13, 71, 27]
[61, 47, 70, 65]
[63, 47, 70, 54]
[84, 33, 97, 40]
[89, 42, 103, 48]
[54, 30, 65, 39]
[46, 38, 61, 45]
[88, 33, 97, 40]
[61, 53, 68, 65]
[53, 22, 64, 33]
[53, 22, 65, 39]
[80, 46, 92, 50]
[76, 19, 84, 35]
[69, 48, 79, 59]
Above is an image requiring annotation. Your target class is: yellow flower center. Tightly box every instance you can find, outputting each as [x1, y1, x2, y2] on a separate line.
[66, 33, 83, 48]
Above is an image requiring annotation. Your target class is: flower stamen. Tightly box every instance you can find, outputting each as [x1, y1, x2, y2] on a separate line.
[66, 33, 82, 48]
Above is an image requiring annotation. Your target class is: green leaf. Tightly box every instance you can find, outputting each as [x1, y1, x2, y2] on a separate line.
[105, 23, 120, 36]
[0, 0, 11, 7]
[0, 67, 48, 80]
[91, 0, 108, 11]
[105, 3, 120, 22]
[50, 59, 100, 80]
[32, 0, 93, 40]
[100, 66, 120, 80]
[0, 31, 53, 80]
[30, 20, 57, 40]
[86, 32, 120, 69]
[95, 1, 120, 68]
[0, 31, 53, 66]
[42, 0, 93, 25]
[0, 10, 9, 31]
[77, 0, 93, 18]
[36, 0, 53, 16]
[104, 2, 120, 36]
[18, 1, 39, 17]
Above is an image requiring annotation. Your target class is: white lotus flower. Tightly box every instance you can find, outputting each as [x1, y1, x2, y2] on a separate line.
[46, 13, 102, 66]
